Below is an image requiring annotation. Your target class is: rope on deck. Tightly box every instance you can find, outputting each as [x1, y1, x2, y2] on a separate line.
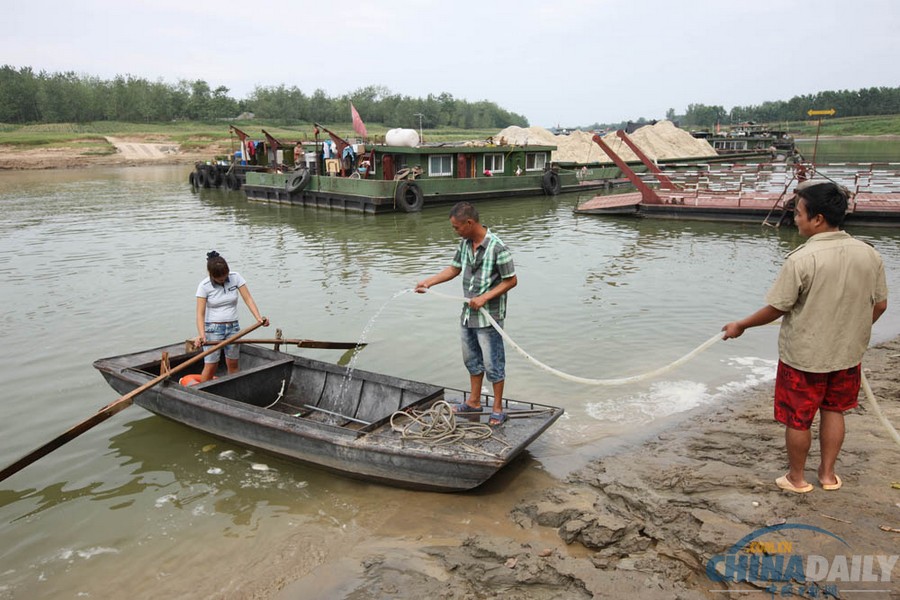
[390, 401, 509, 456]
[263, 379, 286, 409]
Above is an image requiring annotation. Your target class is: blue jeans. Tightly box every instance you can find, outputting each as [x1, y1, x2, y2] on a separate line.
[204, 321, 240, 363]
[460, 323, 505, 383]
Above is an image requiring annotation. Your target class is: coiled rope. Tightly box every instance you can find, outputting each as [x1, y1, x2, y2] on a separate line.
[390, 401, 508, 456]
[422, 288, 721, 386]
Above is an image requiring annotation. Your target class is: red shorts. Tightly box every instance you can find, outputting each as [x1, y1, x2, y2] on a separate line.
[774, 361, 861, 430]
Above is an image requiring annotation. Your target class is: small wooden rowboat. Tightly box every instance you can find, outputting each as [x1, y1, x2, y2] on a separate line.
[93, 343, 563, 491]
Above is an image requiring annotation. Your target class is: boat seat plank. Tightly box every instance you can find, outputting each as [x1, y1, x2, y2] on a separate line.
[288, 367, 327, 407]
[193, 359, 294, 407]
[356, 380, 405, 423]
[357, 388, 446, 433]
[320, 373, 362, 419]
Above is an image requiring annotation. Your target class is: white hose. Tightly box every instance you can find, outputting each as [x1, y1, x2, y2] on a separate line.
[861, 370, 900, 447]
[421, 288, 721, 386]
[416, 289, 900, 448]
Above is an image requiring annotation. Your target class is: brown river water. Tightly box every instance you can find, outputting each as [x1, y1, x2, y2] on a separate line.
[1, 147, 899, 597]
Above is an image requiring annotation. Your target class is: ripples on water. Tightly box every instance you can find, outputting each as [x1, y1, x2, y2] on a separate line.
[1, 163, 899, 598]
[2, 166, 898, 443]
[2, 166, 899, 439]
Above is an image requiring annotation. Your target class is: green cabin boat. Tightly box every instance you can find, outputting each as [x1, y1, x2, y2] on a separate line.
[691, 122, 796, 160]
[241, 125, 605, 213]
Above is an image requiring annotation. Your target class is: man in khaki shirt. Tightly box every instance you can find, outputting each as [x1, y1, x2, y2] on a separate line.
[722, 182, 887, 494]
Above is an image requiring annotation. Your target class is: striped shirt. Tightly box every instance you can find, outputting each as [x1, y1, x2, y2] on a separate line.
[451, 228, 516, 328]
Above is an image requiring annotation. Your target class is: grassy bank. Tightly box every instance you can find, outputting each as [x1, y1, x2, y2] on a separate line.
[786, 114, 900, 136]
[0, 120, 499, 152]
[0, 116, 896, 152]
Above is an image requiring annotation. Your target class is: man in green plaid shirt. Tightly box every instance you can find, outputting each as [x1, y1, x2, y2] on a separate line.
[416, 202, 518, 426]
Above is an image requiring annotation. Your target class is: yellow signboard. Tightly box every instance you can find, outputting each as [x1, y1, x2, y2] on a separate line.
[807, 108, 836, 116]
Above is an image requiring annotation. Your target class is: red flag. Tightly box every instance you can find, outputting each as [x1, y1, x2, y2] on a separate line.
[350, 102, 367, 138]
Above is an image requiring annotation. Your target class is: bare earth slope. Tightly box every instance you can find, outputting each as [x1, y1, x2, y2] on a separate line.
[0, 136, 226, 170]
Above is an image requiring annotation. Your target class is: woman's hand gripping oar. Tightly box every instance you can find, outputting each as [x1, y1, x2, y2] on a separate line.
[0, 320, 265, 483]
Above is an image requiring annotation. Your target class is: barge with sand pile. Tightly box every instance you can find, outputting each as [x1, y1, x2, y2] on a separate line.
[574, 130, 900, 227]
[240, 124, 605, 213]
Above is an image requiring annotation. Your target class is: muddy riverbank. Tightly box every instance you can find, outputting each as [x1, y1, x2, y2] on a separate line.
[260, 338, 900, 599]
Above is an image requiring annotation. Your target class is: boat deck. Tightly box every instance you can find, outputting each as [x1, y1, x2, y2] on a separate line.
[575, 189, 900, 225]
[576, 133, 900, 226]
[93, 343, 564, 490]
[262, 388, 554, 460]
[574, 159, 900, 226]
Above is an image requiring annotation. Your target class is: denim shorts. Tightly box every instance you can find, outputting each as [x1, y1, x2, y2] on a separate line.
[460, 322, 505, 382]
[204, 321, 240, 363]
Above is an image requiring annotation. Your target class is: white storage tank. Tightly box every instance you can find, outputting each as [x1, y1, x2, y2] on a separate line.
[385, 128, 420, 147]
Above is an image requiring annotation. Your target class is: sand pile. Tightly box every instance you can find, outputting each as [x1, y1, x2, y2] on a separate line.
[496, 121, 716, 164]
[492, 125, 559, 147]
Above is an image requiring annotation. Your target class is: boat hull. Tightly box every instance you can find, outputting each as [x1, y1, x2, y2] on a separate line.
[575, 183, 900, 227]
[243, 171, 595, 213]
[94, 344, 563, 491]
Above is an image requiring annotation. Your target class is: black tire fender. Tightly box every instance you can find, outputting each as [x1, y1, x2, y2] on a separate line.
[189, 171, 197, 188]
[196, 169, 210, 188]
[542, 170, 561, 195]
[285, 169, 311, 193]
[208, 166, 222, 187]
[395, 181, 424, 212]
[225, 173, 239, 190]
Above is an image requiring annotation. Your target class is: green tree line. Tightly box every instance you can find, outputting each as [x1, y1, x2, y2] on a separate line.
[0, 66, 529, 129]
[678, 86, 900, 129]
[249, 84, 528, 130]
[586, 87, 900, 132]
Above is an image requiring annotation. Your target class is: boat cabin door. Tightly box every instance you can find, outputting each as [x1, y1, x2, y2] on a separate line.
[382, 155, 395, 180]
[457, 154, 476, 178]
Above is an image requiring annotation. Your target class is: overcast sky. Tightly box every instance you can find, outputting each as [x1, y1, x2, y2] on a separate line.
[5, 0, 897, 127]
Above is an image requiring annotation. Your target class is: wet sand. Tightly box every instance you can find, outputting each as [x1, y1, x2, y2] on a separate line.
[128, 338, 900, 599]
[254, 338, 900, 600]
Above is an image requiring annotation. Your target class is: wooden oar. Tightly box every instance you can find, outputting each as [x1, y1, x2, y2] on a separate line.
[188, 339, 366, 350]
[0, 321, 264, 483]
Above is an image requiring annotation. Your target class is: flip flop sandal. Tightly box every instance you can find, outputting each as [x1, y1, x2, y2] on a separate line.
[776, 474, 813, 493]
[820, 475, 843, 491]
[489, 412, 507, 426]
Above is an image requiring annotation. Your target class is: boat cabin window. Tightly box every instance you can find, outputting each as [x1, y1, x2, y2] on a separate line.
[429, 155, 453, 177]
[484, 153, 504, 175]
[714, 140, 748, 151]
[394, 155, 409, 172]
[525, 152, 548, 171]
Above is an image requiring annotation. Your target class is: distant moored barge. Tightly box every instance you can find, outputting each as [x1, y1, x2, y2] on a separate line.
[239, 123, 615, 213]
